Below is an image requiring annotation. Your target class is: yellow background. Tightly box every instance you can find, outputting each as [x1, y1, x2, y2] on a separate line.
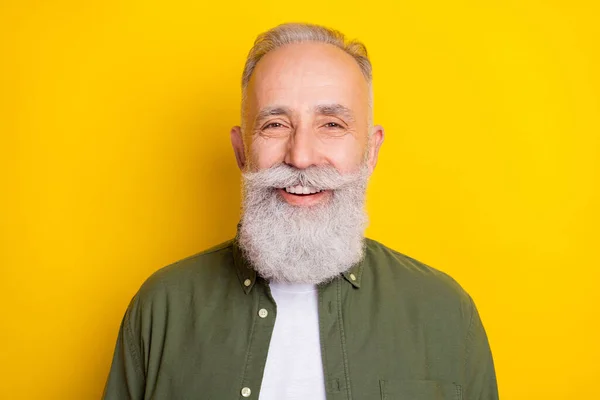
[1, 0, 599, 399]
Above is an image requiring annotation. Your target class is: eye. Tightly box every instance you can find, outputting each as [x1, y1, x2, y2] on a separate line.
[324, 122, 342, 128]
[264, 122, 285, 129]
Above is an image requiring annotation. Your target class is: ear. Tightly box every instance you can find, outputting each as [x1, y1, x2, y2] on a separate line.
[366, 125, 385, 175]
[230, 126, 246, 170]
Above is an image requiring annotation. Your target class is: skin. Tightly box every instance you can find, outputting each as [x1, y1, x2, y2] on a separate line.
[230, 41, 384, 207]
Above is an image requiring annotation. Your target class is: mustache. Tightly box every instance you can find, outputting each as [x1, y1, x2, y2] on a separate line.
[243, 163, 367, 191]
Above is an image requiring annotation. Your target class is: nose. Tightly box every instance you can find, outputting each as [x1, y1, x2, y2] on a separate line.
[283, 125, 321, 169]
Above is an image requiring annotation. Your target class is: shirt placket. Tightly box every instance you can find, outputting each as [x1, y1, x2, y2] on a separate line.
[237, 280, 277, 399]
[319, 278, 352, 400]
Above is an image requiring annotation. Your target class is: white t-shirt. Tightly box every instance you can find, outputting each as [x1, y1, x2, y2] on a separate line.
[258, 282, 327, 400]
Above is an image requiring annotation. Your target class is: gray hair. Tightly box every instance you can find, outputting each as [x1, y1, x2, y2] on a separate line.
[241, 23, 373, 123]
[239, 163, 369, 284]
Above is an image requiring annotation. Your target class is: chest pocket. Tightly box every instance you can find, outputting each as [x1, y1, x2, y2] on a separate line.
[380, 380, 462, 400]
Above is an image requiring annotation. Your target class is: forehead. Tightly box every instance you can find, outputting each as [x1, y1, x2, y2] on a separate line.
[246, 42, 369, 113]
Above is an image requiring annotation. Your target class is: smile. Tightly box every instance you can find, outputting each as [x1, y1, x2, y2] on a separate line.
[276, 187, 330, 206]
[284, 185, 322, 195]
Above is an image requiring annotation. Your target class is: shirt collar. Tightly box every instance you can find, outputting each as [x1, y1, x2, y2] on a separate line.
[232, 224, 365, 293]
[232, 233, 257, 295]
[341, 258, 363, 289]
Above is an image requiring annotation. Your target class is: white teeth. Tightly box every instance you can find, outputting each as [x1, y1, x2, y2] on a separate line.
[284, 185, 321, 194]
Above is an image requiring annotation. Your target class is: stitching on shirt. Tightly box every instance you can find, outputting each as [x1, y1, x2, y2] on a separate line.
[337, 279, 353, 399]
[456, 383, 463, 400]
[318, 287, 333, 393]
[239, 286, 259, 396]
[464, 295, 476, 370]
[379, 379, 387, 400]
[124, 312, 145, 381]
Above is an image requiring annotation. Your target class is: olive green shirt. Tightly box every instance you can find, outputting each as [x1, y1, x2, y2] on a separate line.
[103, 236, 498, 400]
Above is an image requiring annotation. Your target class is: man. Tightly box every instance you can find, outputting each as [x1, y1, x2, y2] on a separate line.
[103, 23, 498, 400]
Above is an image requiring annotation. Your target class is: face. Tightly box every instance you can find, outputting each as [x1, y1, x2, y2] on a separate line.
[231, 41, 384, 207]
[232, 41, 385, 283]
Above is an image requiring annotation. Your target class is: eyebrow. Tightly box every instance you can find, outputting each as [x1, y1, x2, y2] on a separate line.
[253, 103, 356, 128]
[254, 106, 293, 127]
[313, 103, 355, 123]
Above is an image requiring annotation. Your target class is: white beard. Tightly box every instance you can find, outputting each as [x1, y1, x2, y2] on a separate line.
[238, 163, 370, 284]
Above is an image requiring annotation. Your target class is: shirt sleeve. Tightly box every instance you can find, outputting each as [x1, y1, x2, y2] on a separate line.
[463, 295, 499, 400]
[102, 299, 146, 400]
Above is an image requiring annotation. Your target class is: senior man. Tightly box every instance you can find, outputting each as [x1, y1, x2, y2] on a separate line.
[103, 23, 498, 400]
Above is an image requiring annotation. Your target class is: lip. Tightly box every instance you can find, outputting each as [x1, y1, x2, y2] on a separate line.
[277, 188, 331, 206]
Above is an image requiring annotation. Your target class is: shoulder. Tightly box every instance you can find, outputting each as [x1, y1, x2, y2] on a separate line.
[118, 240, 237, 355]
[364, 238, 474, 315]
[133, 239, 236, 304]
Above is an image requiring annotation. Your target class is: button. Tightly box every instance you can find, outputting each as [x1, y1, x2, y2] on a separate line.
[241, 387, 251, 397]
[349, 273, 357, 281]
[258, 308, 268, 318]
[243, 279, 252, 287]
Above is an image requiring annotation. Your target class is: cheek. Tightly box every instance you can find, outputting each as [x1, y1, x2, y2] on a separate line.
[249, 137, 288, 169]
[323, 137, 366, 173]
